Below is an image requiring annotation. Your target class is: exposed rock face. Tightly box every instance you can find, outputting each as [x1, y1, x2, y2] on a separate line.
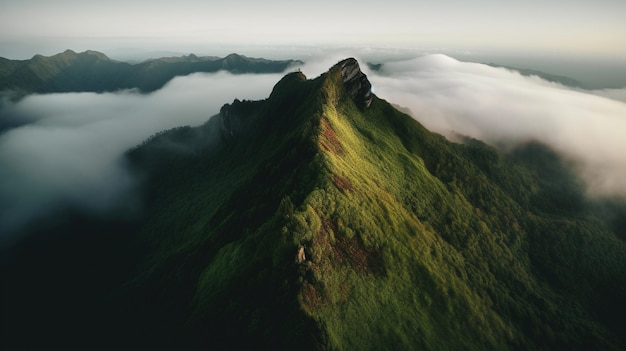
[220, 99, 242, 140]
[296, 246, 306, 264]
[340, 58, 372, 109]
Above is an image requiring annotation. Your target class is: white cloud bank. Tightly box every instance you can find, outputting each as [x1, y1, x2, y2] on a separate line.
[368, 54, 626, 197]
[0, 72, 282, 240]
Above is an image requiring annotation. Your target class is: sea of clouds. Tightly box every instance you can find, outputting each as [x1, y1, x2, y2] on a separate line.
[0, 72, 283, 242]
[367, 54, 626, 198]
[1, 54, 625, 242]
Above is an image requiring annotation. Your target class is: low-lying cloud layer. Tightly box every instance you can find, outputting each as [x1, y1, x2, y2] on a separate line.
[0, 72, 283, 241]
[1, 54, 625, 243]
[367, 54, 626, 197]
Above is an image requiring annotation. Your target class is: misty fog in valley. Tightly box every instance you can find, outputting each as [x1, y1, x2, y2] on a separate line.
[0, 71, 283, 243]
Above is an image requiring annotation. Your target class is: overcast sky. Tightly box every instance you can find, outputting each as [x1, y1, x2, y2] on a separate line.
[1, 0, 625, 61]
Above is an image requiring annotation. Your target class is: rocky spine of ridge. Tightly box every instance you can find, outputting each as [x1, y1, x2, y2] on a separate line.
[219, 100, 242, 140]
[340, 58, 373, 109]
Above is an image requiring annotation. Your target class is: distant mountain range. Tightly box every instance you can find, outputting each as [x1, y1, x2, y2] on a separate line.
[0, 49, 302, 96]
[2, 58, 625, 350]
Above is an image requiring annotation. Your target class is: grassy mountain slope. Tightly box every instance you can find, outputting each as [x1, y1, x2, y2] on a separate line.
[120, 59, 626, 349]
[288, 62, 624, 350]
[2, 58, 625, 350]
[0, 50, 301, 95]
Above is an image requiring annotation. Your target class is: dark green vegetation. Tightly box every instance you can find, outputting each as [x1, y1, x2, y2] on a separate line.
[0, 49, 301, 96]
[2, 59, 626, 350]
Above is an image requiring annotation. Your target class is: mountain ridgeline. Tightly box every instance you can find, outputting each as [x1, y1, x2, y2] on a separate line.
[111, 58, 626, 349]
[2, 58, 626, 350]
[0, 49, 302, 96]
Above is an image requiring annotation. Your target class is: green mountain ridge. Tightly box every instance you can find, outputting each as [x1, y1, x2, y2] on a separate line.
[2, 58, 626, 350]
[108, 59, 626, 349]
[0, 49, 302, 96]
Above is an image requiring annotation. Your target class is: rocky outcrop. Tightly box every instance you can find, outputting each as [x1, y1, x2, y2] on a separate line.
[340, 58, 372, 109]
[219, 99, 242, 141]
[296, 246, 306, 264]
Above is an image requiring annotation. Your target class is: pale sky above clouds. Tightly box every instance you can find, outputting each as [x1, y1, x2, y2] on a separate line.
[1, 0, 625, 60]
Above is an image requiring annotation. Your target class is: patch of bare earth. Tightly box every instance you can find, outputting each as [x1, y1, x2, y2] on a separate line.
[322, 220, 385, 277]
[301, 282, 323, 314]
[333, 174, 353, 192]
[319, 118, 344, 155]
[300, 217, 385, 313]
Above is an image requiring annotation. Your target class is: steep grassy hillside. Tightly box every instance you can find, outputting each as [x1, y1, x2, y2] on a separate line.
[119, 59, 626, 349]
[290, 64, 626, 350]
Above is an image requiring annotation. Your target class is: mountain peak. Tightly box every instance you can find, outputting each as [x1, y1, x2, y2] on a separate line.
[225, 53, 244, 59]
[223, 53, 245, 63]
[269, 71, 307, 97]
[31, 49, 110, 62]
[82, 50, 111, 61]
[123, 56, 626, 349]
[337, 58, 372, 109]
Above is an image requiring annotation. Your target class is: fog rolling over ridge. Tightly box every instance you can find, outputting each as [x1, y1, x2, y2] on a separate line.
[0, 72, 283, 241]
[1, 54, 626, 242]
[367, 55, 626, 197]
